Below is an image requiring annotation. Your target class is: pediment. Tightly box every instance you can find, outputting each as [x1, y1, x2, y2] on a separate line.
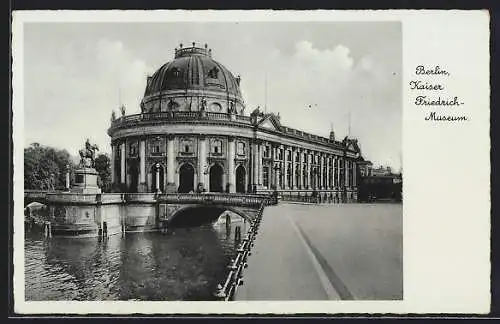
[347, 141, 361, 154]
[257, 115, 281, 132]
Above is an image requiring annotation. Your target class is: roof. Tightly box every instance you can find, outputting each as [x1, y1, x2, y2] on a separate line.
[143, 44, 242, 100]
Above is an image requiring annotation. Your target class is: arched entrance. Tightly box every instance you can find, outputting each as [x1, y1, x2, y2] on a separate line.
[129, 162, 139, 193]
[209, 164, 223, 192]
[178, 163, 195, 193]
[236, 165, 246, 193]
[151, 164, 165, 192]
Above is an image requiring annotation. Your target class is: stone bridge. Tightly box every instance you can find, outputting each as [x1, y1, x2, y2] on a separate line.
[24, 190, 275, 237]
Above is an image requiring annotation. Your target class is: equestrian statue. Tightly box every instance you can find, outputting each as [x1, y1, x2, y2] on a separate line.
[79, 139, 99, 168]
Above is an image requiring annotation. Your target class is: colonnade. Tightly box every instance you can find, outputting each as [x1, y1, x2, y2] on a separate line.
[112, 134, 238, 193]
[250, 142, 357, 191]
[111, 136, 356, 193]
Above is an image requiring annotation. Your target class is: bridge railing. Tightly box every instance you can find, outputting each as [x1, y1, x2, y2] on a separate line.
[267, 189, 358, 204]
[158, 193, 273, 207]
[214, 204, 265, 301]
[25, 191, 277, 206]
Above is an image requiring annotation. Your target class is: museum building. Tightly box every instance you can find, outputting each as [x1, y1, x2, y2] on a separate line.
[108, 43, 363, 200]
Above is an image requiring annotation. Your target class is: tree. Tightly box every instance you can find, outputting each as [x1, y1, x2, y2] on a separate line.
[94, 153, 111, 192]
[24, 143, 75, 190]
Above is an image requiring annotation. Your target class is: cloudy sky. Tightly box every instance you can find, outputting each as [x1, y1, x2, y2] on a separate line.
[23, 21, 401, 170]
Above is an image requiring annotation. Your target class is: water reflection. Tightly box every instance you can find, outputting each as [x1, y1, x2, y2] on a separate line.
[25, 213, 247, 301]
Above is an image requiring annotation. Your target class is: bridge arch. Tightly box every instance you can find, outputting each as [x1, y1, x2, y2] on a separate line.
[167, 204, 252, 227]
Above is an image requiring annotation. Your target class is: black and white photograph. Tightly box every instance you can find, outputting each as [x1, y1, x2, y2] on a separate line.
[13, 10, 489, 315]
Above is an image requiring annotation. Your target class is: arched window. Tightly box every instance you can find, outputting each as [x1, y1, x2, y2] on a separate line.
[170, 67, 180, 77]
[180, 139, 193, 155]
[295, 166, 300, 188]
[264, 146, 270, 158]
[212, 139, 222, 154]
[129, 142, 138, 156]
[150, 137, 163, 156]
[237, 142, 246, 155]
[263, 166, 269, 188]
[210, 102, 222, 112]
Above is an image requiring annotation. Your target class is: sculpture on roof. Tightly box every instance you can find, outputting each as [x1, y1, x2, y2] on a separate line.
[250, 106, 264, 118]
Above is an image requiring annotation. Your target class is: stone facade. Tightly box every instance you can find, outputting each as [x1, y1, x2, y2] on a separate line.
[107, 44, 363, 200]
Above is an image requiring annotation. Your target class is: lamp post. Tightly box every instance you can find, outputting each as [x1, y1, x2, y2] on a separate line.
[155, 163, 161, 193]
[65, 164, 70, 191]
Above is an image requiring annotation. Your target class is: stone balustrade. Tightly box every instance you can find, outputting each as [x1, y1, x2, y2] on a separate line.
[110, 111, 253, 131]
[46, 193, 98, 204]
[25, 191, 274, 208]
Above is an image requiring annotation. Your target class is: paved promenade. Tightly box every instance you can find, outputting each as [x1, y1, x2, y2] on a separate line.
[234, 203, 403, 300]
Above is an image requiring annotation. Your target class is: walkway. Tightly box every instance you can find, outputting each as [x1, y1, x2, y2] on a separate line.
[234, 203, 403, 300]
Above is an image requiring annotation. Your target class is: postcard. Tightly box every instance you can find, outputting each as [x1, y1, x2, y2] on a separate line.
[12, 9, 490, 314]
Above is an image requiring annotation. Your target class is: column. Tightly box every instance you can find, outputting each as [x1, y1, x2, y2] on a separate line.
[319, 154, 324, 189]
[258, 142, 264, 186]
[65, 164, 70, 190]
[111, 144, 115, 184]
[336, 157, 340, 187]
[155, 164, 160, 192]
[297, 148, 303, 189]
[270, 144, 276, 188]
[120, 143, 126, 184]
[306, 150, 311, 189]
[198, 135, 207, 190]
[326, 156, 331, 189]
[291, 148, 296, 189]
[353, 161, 357, 188]
[252, 141, 259, 189]
[139, 140, 146, 191]
[276, 165, 281, 190]
[310, 153, 315, 189]
[345, 159, 349, 188]
[228, 137, 236, 193]
[331, 156, 335, 188]
[283, 146, 288, 189]
[166, 135, 175, 191]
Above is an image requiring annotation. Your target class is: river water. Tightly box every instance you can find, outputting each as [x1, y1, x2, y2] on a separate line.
[24, 215, 248, 301]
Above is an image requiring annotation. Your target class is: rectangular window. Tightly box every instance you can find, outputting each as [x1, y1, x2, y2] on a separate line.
[263, 166, 269, 188]
[129, 143, 137, 156]
[237, 142, 245, 155]
[212, 140, 222, 154]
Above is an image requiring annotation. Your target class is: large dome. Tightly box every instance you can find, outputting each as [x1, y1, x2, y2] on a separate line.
[140, 43, 245, 114]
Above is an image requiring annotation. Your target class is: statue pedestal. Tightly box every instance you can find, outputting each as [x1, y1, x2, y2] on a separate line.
[71, 167, 101, 194]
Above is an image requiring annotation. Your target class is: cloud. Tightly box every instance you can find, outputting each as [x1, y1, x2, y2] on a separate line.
[24, 38, 152, 156]
[237, 40, 401, 170]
